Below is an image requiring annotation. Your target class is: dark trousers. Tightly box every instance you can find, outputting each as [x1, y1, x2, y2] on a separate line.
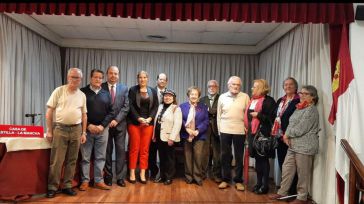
[184, 139, 204, 183]
[255, 155, 270, 188]
[201, 125, 222, 180]
[277, 139, 298, 194]
[104, 126, 127, 181]
[220, 133, 245, 183]
[148, 141, 159, 178]
[157, 139, 176, 180]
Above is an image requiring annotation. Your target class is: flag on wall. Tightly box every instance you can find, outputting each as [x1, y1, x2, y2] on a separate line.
[328, 26, 354, 125]
[329, 25, 361, 204]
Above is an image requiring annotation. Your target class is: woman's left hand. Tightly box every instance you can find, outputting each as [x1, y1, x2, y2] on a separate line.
[250, 112, 258, 118]
[167, 139, 174, 146]
[283, 134, 290, 147]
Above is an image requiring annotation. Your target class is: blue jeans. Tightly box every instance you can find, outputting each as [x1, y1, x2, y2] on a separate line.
[80, 127, 109, 183]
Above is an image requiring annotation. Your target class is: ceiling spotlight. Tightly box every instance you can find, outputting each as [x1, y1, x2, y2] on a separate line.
[147, 35, 167, 41]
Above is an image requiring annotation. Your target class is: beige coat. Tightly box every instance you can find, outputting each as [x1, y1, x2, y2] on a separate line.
[153, 104, 182, 142]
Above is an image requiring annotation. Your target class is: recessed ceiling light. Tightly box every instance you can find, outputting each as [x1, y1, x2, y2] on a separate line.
[147, 35, 167, 41]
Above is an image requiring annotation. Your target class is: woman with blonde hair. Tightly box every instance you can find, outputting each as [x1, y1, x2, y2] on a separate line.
[127, 70, 159, 184]
[244, 79, 277, 194]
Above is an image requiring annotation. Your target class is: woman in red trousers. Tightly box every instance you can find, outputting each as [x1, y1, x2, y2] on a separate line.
[127, 70, 159, 184]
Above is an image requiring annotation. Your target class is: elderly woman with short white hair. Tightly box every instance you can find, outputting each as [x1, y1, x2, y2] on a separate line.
[269, 85, 320, 204]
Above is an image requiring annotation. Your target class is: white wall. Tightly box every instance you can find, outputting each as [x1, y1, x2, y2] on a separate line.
[350, 3, 364, 162]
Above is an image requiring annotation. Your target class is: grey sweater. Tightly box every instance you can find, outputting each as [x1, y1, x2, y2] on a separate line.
[285, 105, 320, 155]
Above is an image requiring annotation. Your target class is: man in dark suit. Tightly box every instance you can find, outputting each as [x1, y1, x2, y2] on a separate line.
[102, 66, 129, 187]
[149, 73, 168, 182]
[200, 80, 222, 183]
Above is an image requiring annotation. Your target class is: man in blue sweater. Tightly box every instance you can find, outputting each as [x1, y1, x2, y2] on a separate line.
[79, 69, 116, 191]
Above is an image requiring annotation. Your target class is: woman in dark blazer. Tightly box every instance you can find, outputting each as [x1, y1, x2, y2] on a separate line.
[244, 79, 276, 194]
[179, 86, 209, 186]
[272, 77, 300, 194]
[127, 70, 159, 184]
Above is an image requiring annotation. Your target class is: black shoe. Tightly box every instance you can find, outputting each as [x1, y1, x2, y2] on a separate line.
[104, 177, 112, 186]
[256, 186, 269, 194]
[128, 177, 136, 184]
[117, 179, 126, 187]
[253, 184, 261, 193]
[46, 190, 56, 198]
[196, 180, 203, 186]
[140, 179, 147, 184]
[164, 179, 172, 185]
[153, 176, 162, 183]
[61, 188, 77, 196]
[185, 178, 193, 184]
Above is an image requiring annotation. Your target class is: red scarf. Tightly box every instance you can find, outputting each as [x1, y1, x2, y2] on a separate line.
[296, 101, 311, 110]
[244, 95, 264, 134]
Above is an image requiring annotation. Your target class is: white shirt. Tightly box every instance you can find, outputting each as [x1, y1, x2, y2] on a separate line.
[90, 85, 102, 94]
[108, 83, 117, 93]
[47, 85, 87, 124]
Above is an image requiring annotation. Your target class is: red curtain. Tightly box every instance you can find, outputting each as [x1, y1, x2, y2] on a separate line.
[0, 3, 354, 24]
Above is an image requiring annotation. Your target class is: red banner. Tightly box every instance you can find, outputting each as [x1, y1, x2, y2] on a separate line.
[0, 124, 44, 138]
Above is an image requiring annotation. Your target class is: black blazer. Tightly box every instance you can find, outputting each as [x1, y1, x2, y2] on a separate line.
[200, 94, 220, 136]
[247, 95, 277, 158]
[127, 85, 159, 125]
[274, 97, 300, 133]
[101, 82, 130, 131]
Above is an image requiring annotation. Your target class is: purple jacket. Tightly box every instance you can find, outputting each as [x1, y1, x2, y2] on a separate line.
[179, 102, 209, 140]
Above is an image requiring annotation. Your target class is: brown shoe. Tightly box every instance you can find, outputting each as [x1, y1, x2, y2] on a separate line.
[218, 181, 229, 189]
[95, 182, 111, 190]
[235, 183, 245, 191]
[268, 193, 285, 200]
[79, 182, 89, 191]
[289, 199, 309, 204]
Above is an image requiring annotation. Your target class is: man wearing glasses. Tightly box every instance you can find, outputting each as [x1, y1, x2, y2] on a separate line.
[200, 80, 222, 183]
[45, 68, 87, 198]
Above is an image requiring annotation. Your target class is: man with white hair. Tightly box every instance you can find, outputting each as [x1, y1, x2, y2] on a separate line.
[46, 68, 87, 198]
[200, 80, 221, 183]
[217, 76, 250, 191]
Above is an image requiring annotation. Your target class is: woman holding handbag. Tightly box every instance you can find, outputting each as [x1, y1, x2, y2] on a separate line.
[244, 79, 277, 194]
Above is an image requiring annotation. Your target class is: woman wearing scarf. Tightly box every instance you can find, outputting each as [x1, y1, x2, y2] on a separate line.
[179, 86, 209, 186]
[244, 79, 276, 194]
[269, 85, 320, 204]
[272, 77, 300, 194]
[152, 89, 182, 185]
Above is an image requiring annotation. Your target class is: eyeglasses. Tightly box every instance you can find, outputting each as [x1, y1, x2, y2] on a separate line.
[298, 92, 311, 96]
[208, 85, 218, 88]
[70, 76, 81, 80]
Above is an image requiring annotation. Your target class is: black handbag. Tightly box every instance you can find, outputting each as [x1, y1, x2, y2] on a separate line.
[253, 126, 278, 157]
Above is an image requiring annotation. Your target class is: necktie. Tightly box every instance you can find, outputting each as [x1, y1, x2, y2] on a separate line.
[111, 85, 115, 104]
[159, 91, 163, 104]
[209, 96, 214, 107]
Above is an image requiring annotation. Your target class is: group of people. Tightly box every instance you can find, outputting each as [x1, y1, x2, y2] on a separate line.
[45, 67, 320, 204]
